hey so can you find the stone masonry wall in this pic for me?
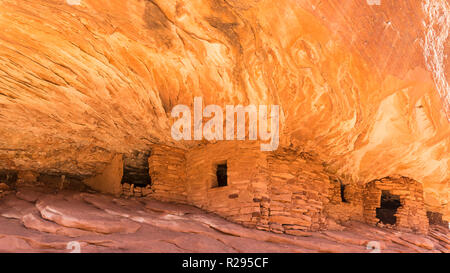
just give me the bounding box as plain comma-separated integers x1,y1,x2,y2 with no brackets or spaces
147,144,187,204
183,143,332,233
323,177,365,223
364,176,429,234
185,142,266,228
259,149,331,233
144,144,432,234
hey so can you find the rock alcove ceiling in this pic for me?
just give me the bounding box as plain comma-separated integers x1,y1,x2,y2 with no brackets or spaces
0,0,448,225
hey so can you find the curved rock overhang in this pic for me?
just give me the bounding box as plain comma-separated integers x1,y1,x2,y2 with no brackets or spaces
0,0,448,219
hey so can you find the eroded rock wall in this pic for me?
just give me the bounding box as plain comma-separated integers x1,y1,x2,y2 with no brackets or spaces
83,154,123,196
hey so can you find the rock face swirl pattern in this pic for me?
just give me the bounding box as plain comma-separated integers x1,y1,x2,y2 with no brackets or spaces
0,1,448,219
422,0,449,121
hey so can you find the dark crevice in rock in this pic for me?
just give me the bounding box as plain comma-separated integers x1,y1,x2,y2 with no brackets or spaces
0,170,18,187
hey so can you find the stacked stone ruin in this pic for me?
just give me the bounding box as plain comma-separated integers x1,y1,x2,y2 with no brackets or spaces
133,143,438,235
3,143,444,236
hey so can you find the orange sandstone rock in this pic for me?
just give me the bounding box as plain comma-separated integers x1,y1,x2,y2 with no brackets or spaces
0,0,448,238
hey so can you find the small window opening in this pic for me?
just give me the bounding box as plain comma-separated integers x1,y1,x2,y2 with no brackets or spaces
376,190,401,225
340,182,348,203
213,163,227,188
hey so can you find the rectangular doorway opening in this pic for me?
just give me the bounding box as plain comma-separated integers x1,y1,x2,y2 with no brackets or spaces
121,151,152,196
376,190,401,225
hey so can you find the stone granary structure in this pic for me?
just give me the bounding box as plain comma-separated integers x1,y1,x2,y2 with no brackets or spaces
79,142,442,235
0,0,449,240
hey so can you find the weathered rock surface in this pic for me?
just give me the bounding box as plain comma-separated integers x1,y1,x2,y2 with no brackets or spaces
0,0,448,220
0,189,448,253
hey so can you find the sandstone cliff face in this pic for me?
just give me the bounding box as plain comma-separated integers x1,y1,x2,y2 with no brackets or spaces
0,0,448,219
